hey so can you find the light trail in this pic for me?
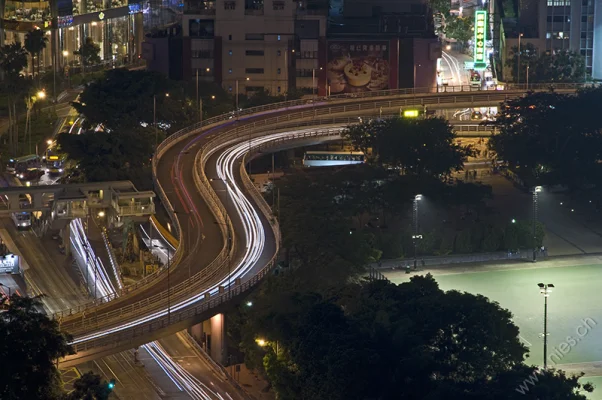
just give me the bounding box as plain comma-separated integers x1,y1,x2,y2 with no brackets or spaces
143,341,229,400
69,127,329,345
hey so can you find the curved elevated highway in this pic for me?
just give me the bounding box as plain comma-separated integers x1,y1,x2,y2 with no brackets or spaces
56,84,586,366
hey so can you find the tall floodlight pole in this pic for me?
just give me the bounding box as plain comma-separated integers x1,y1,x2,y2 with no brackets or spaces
537,283,554,369
412,194,423,269
532,186,542,262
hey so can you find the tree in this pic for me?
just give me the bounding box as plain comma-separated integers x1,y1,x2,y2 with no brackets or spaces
489,89,602,189
445,16,473,45
24,28,48,81
506,44,585,83
343,117,474,177
73,69,194,132
57,128,154,187
237,276,593,399
74,37,101,67
0,295,72,399
64,372,113,400
0,42,28,78
428,0,451,16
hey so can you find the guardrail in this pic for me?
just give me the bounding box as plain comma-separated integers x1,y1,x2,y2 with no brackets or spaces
53,92,513,318
55,84,585,352
55,93,513,318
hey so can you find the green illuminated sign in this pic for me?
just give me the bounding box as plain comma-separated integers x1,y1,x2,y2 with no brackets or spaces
474,10,487,70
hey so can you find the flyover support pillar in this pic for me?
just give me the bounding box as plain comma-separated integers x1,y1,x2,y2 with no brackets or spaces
188,313,228,365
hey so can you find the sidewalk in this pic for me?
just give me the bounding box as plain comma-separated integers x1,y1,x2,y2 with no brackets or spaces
382,253,602,283
229,364,275,400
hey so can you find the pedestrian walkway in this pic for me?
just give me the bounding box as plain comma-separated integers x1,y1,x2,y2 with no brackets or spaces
382,253,602,283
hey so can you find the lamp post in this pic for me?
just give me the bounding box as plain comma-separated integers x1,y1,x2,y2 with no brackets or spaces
532,186,542,262
154,93,169,149
154,244,171,324
412,194,423,269
526,64,530,90
235,77,250,117
312,67,322,96
197,67,210,122
517,33,523,85
537,283,554,369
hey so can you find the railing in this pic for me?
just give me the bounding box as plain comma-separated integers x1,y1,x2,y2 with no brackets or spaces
54,83,591,351
53,93,514,317
54,93,515,318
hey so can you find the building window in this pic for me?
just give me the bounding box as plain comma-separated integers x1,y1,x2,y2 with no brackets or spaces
273,1,284,10
191,50,214,58
277,86,281,93
228,68,232,73
245,68,264,74
546,32,551,39
229,50,233,55
228,86,233,91
245,33,265,41
277,68,281,74
224,1,236,10
277,35,281,41
228,34,232,40
296,68,313,77
277,50,281,56
245,50,265,56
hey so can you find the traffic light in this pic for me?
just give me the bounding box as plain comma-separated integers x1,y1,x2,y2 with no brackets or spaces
108,379,116,390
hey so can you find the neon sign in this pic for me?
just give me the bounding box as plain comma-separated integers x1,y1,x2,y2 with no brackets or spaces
474,10,487,70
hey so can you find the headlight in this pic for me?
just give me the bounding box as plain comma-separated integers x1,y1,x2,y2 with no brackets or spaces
18,174,23,179
20,223,27,227
59,169,63,173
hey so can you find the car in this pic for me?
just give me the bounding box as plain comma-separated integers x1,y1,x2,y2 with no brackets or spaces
17,168,44,181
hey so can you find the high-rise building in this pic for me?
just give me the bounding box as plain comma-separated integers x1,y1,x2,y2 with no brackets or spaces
500,0,601,79
144,0,440,94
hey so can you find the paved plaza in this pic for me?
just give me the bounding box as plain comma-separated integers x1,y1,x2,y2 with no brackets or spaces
384,255,602,399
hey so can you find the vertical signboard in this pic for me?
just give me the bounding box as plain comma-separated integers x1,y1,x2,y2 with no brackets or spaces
326,41,391,94
474,10,487,70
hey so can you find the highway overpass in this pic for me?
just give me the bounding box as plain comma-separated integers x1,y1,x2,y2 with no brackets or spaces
54,84,587,366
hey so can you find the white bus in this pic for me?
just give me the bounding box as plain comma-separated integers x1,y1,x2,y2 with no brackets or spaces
303,151,365,167
11,212,31,229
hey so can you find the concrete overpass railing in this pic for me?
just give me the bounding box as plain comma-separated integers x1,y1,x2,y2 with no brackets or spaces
54,84,587,359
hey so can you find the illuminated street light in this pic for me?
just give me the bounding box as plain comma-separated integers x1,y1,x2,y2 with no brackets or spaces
46,139,53,145
36,90,46,99
246,301,253,307
537,283,554,369
413,195,423,269
532,186,542,262
256,338,267,347
98,211,105,218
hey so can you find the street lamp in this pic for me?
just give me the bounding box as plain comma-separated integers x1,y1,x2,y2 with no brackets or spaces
312,67,322,96
153,93,169,149
235,77,250,114
517,33,523,85
537,283,554,369
532,186,542,262
154,244,171,324
412,194,423,269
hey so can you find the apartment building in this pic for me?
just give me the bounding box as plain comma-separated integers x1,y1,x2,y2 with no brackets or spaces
179,0,326,95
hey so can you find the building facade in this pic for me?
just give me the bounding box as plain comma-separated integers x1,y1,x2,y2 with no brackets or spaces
0,0,145,75
162,0,439,95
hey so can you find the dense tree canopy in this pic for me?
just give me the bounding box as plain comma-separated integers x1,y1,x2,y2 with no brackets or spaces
234,275,592,400
488,88,602,189
343,117,473,177
57,128,154,187
506,44,586,83
73,69,195,132
0,42,28,78
0,295,71,399
444,16,473,44
74,37,101,67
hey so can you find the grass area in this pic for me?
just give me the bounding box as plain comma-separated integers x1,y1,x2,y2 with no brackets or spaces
389,264,602,367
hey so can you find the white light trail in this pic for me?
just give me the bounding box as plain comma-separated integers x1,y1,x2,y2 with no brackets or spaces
70,128,333,344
